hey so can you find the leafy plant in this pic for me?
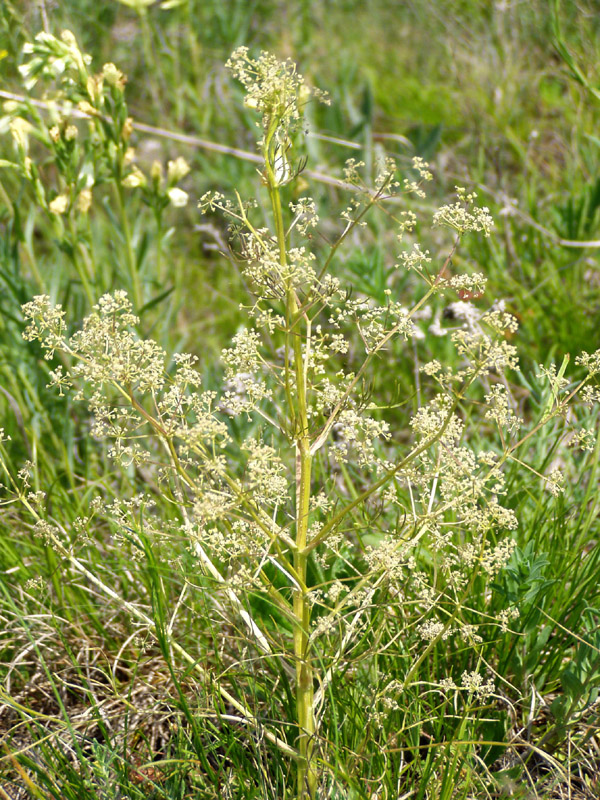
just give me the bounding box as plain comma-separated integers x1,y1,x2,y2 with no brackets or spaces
2,34,600,799
2,9,600,798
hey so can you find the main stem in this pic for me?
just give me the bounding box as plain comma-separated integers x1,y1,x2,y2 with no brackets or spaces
266,143,317,798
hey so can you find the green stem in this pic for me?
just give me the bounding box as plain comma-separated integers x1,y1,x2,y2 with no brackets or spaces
293,439,316,798
265,135,317,797
154,209,163,284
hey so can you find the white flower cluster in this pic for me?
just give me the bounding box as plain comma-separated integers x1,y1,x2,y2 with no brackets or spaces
545,467,565,497
451,308,520,376
236,229,319,297
225,46,328,138
460,670,496,700
569,427,596,452
397,243,432,273
576,349,600,375
441,272,487,296
289,197,319,235
221,329,272,414
244,441,288,504
333,408,391,467
23,292,231,475
484,384,523,434
417,619,453,642
433,187,494,237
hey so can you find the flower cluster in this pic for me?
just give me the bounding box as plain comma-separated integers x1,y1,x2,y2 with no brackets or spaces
484,383,523,434
433,187,494,236
226,46,329,136
19,30,91,91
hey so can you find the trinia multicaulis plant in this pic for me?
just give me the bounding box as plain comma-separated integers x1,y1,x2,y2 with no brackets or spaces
10,34,600,799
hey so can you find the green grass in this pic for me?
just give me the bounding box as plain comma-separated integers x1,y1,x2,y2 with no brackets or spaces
2,1,600,798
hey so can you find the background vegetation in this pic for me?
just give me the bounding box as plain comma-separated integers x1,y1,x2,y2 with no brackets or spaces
1,1,600,797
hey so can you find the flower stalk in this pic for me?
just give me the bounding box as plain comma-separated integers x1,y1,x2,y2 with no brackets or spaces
264,125,317,797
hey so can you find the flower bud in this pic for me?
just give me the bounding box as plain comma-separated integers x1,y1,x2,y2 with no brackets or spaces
122,166,146,188
121,117,134,141
167,187,188,207
60,30,78,48
87,75,100,103
77,188,92,214
167,156,190,184
49,194,69,215
9,117,32,151
102,62,126,90
150,160,163,187
78,101,98,117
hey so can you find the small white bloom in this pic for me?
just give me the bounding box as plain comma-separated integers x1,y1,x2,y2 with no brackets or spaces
168,187,189,208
